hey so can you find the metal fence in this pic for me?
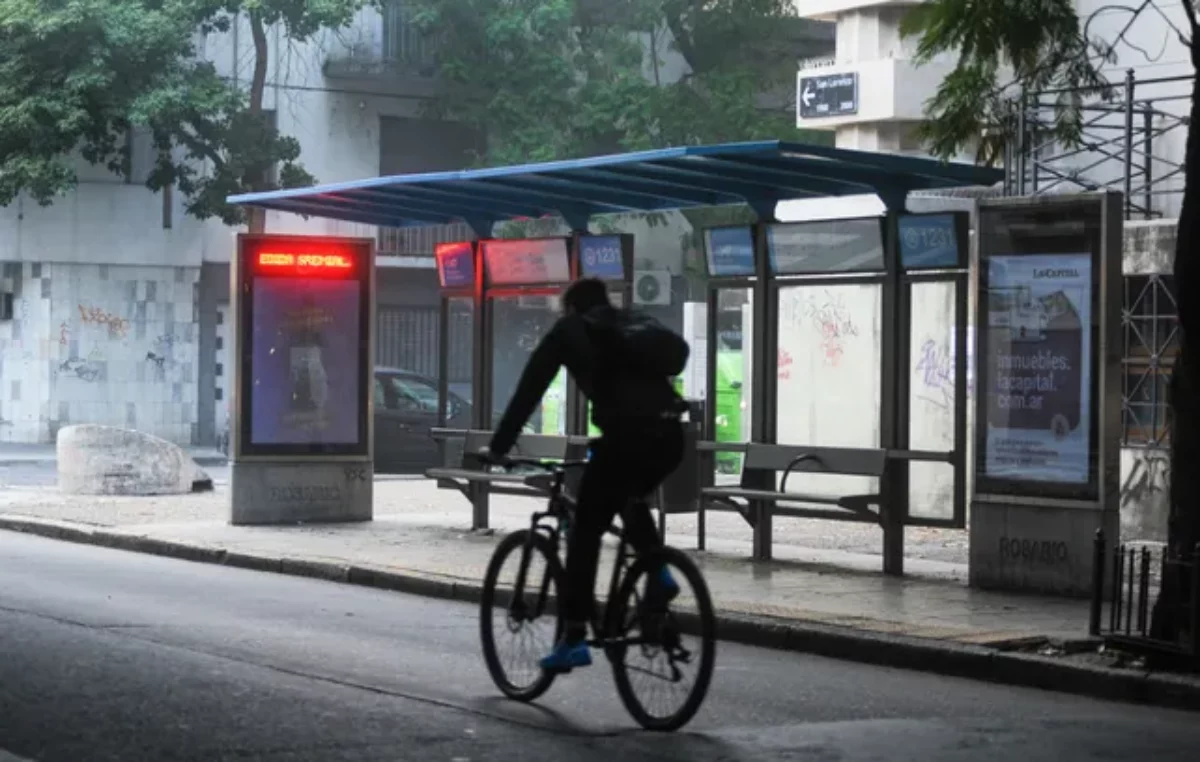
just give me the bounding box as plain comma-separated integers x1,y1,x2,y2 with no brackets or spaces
1006,70,1191,220
377,222,475,258
382,0,435,68
1122,274,1178,448
1090,531,1199,667
375,304,472,386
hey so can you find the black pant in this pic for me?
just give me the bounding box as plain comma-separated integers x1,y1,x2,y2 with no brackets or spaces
563,419,685,632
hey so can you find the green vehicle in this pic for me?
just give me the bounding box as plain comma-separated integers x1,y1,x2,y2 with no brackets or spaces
713,350,744,473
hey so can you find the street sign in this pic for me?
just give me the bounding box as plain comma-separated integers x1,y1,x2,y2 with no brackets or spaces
798,72,859,119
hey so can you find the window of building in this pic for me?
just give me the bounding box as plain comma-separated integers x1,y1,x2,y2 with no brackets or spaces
1122,274,1178,447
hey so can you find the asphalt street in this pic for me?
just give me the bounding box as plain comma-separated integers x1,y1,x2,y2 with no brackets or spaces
1,531,1198,762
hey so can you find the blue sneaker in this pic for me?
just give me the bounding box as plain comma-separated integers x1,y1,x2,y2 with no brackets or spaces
539,640,592,673
659,567,680,601
644,566,680,612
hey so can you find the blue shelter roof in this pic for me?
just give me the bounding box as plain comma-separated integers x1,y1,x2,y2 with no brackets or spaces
227,140,1002,234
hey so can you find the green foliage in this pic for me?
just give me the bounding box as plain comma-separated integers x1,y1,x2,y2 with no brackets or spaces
899,0,1115,165
405,0,833,167
0,0,372,224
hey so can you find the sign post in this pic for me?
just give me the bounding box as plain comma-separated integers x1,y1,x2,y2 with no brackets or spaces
969,193,1122,596
230,234,375,525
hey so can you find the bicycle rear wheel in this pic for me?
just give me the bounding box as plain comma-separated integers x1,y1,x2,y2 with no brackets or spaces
479,529,565,702
607,545,716,731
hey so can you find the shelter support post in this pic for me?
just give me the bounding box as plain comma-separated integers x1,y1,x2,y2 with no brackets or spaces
880,195,909,576
750,221,776,561
471,235,491,530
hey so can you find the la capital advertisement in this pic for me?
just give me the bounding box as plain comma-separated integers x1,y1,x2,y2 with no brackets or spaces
981,253,1093,486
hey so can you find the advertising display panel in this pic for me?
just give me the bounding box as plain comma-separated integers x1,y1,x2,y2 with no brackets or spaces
975,199,1106,500
236,235,373,458
436,241,475,289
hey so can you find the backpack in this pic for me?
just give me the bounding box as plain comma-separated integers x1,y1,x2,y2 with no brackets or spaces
588,307,690,378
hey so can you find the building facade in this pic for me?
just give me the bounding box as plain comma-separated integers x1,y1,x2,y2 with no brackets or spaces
792,0,1191,541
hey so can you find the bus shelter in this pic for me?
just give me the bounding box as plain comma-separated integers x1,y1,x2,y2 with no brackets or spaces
229,140,1002,573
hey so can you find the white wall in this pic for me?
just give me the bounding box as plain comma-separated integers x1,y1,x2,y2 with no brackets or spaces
0,262,200,444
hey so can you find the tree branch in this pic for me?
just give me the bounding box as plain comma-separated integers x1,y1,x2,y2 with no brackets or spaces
1182,0,1198,57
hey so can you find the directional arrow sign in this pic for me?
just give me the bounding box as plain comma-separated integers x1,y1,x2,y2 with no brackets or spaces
797,72,859,120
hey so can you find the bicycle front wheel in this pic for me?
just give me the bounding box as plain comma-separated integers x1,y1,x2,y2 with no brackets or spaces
608,545,716,732
479,529,565,702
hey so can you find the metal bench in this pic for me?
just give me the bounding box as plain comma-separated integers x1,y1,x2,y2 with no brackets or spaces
426,428,589,529
700,442,902,574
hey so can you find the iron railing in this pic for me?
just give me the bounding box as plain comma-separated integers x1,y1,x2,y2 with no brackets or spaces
377,222,474,258
1122,274,1178,447
1006,70,1191,220
324,1,436,78
1090,530,1199,668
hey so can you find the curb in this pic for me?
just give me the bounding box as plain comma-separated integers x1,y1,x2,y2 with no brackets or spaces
1,514,1197,713
0,457,228,468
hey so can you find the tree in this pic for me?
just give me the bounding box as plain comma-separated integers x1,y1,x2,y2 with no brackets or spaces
404,0,832,166
902,0,1199,648
0,0,373,231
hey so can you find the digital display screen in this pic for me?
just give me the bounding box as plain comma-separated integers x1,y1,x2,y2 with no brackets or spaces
899,213,964,270
579,236,625,280
704,226,755,277
436,241,475,289
238,235,371,457
974,198,1104,501
981,253,1093,485
482,238,571,285
767,218,885,274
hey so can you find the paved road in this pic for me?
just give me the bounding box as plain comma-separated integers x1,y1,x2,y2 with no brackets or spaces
0,532,1197,762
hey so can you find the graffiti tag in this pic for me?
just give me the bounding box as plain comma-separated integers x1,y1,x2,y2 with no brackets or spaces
1121,450,1170,507
915,339,954,410
806,292,859,367
78,304,130,339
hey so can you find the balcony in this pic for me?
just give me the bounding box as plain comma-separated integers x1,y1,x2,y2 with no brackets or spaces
794,0,925,22
324,2,439,89
377,222,474,260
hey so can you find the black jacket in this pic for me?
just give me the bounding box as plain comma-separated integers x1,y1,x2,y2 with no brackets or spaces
489,305,682,456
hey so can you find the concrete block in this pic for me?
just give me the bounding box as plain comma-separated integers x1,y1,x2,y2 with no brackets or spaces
969,499,1118,597
56,424,213,495
229,460,373,525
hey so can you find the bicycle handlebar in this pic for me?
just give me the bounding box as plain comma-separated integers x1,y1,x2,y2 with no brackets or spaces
479,454,589,472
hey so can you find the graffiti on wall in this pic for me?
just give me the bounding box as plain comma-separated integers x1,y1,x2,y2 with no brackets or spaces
57,347,105,383
805,291,859,367
915,339,954,410
77,304,130,339
1121,449,1170,507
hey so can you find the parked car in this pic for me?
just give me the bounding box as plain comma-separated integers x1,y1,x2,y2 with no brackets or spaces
372,367,532,474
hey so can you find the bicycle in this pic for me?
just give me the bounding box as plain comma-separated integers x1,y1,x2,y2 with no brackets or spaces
477,454,717,732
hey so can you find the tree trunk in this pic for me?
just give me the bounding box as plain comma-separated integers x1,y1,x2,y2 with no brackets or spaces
246,11,270,235
1150,57,1199,648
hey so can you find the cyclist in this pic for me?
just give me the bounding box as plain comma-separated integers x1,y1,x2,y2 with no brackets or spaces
482,277,686,673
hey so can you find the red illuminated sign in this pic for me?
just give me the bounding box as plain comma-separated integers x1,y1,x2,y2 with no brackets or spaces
255,251,353,271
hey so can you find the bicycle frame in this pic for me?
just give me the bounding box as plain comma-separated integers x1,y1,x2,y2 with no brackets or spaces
504,459,644,647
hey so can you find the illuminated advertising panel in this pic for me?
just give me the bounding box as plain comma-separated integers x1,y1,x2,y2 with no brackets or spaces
767,217,885,274
482,238,571,286
436,241,475,289
578,235,627,280
237,235,373,457
898,212,969,270
703,226,755,277
975,199,1104,500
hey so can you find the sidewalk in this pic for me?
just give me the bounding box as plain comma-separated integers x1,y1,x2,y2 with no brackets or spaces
0,442,228,467
1,478,1197,710
0,478,1080,643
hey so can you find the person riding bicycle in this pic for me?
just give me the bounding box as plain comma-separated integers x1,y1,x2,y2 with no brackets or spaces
481,277,688,673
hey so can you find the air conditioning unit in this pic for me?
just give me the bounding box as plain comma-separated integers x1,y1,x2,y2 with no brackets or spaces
633,269,671,306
